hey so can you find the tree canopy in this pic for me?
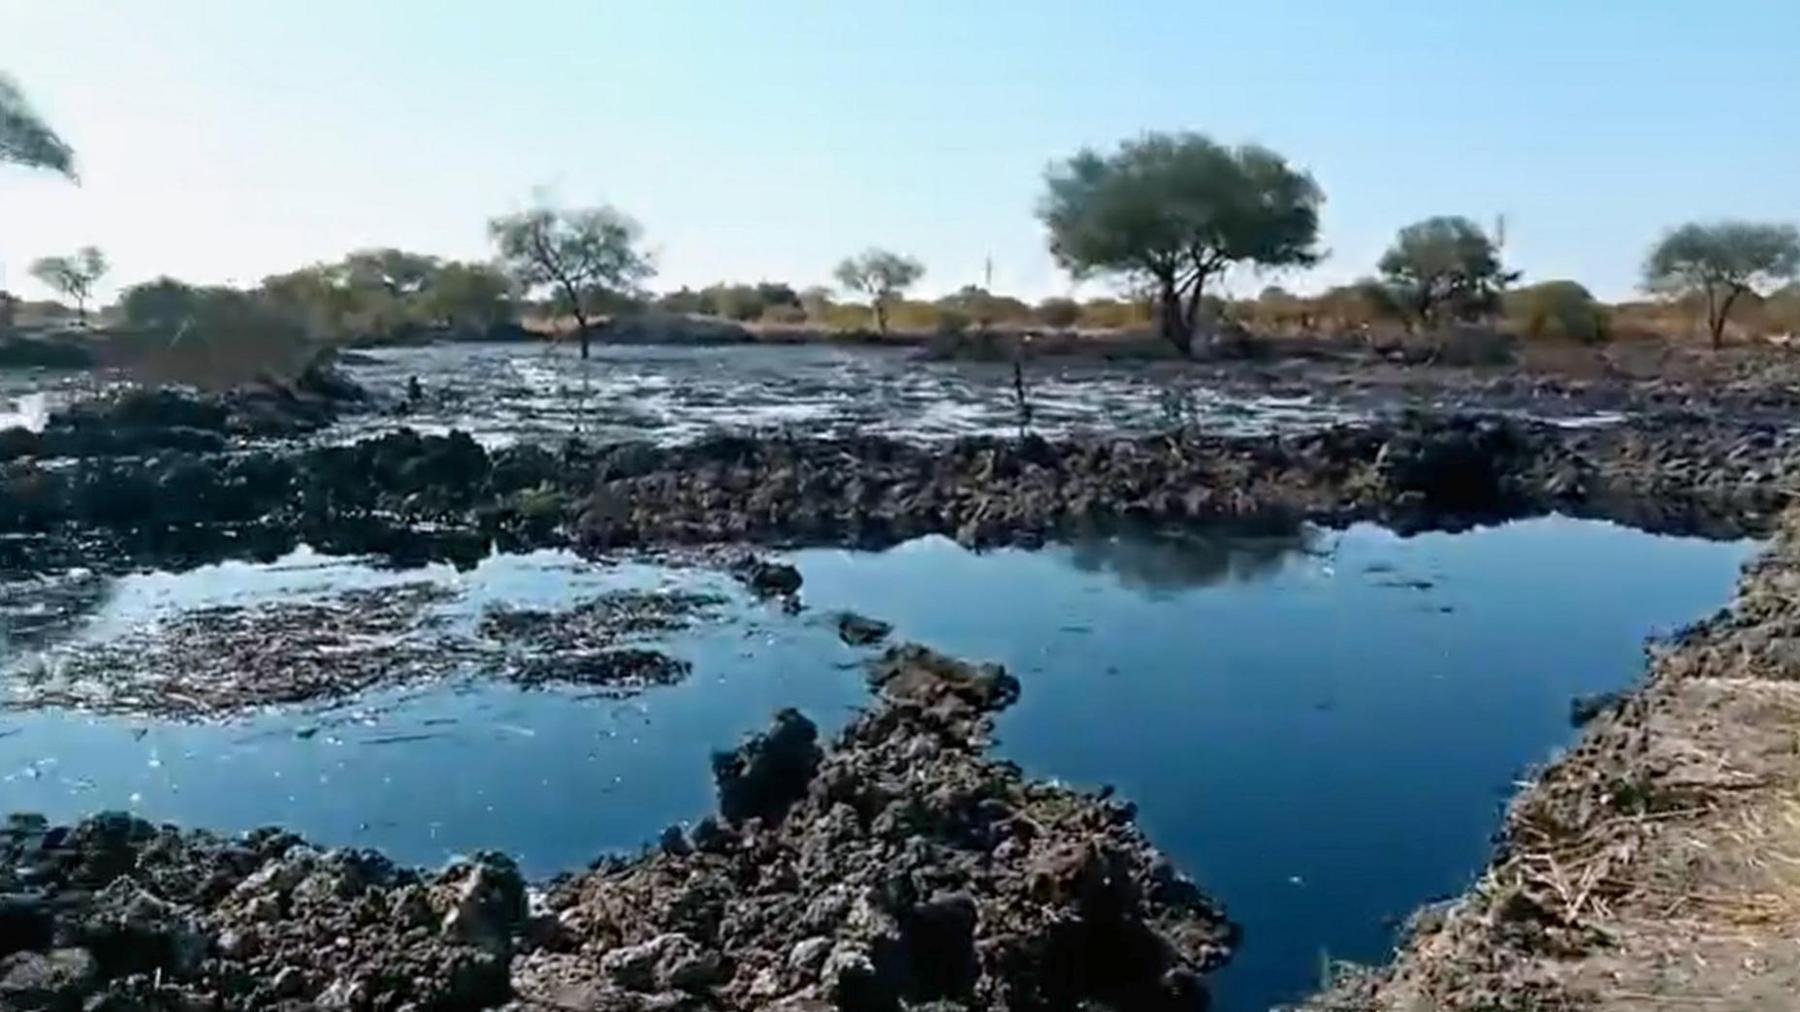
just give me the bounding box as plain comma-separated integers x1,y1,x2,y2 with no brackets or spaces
1039,131,1321,354
0,73,73,176
1376,216,1517,329
1643,221,1800,348
833,249,924,334
489,204,654,358
28,247,106,320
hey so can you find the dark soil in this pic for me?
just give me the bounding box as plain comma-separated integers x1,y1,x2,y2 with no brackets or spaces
0,644,1237,1011
1,411,1790,578
0,360,367,463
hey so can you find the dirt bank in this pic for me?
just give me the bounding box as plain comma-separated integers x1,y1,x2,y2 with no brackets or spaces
1303,507,1800,1011
1,411,1790,576
574,413,1791,549
0,645,1235,1010
0,360,367,462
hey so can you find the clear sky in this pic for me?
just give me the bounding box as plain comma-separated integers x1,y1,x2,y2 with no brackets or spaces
2,1,1796,303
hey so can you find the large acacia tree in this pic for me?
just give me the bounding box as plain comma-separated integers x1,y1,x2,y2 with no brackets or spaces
490,204,654,358
0,73,73,176
1377,216,1518,329
1643,221,1800,349
1039,132,1322,355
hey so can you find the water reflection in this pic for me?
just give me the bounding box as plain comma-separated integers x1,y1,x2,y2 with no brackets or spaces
1062,526,1321,593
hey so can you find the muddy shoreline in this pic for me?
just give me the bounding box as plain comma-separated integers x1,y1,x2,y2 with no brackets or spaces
0,646,1234,1011
0,410,1790,579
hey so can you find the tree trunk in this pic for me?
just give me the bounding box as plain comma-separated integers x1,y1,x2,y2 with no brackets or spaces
1710,286,1744,351
570,309,592,359
1181,276,1209,352
1156,280,1190,356
874,298,888,336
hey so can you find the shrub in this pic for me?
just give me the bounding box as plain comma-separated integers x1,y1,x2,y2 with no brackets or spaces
1504,280,1608,343
109,281,317,389
1036,297,1080,329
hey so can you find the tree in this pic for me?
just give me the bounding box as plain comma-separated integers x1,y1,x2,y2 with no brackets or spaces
833,249,924,334
260,265,361,341
1642,221,1800,349
120,277,203,334
29,246,106,322
1377,216,1517,329
0,73,74,176
489,204,654,358
422,262,512,333
1039,131,1322,355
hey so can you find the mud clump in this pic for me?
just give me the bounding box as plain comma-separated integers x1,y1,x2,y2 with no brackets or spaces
477,589,722,692
732,553,804,599
523,644,1234,1010
0,811,523,1011
837,611,893,646
0,644,1238,1010
712,707,824,825
0,362,368,463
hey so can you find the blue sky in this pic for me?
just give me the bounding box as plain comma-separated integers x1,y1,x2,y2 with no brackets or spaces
2,1,1796,302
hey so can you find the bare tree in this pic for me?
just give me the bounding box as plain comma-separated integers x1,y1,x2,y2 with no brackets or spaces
29,246,107,322
490,204,654,358
833,249,923,335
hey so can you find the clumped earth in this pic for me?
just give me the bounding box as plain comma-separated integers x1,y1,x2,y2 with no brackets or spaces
9,585,724,718
2,412,1791,578
0,359,366,463
1305,507,1800,1011
476,589,724,691
0,645,1237,1011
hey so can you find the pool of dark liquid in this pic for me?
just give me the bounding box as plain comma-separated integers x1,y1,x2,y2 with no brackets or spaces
0,517,1755,1011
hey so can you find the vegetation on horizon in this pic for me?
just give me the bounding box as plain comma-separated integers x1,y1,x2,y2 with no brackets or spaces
6,82,1800,360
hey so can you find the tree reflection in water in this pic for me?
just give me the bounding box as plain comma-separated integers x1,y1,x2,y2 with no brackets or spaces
1061,523,1323,593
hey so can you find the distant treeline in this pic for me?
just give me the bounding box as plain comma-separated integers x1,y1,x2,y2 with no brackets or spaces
8,73,1800,368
